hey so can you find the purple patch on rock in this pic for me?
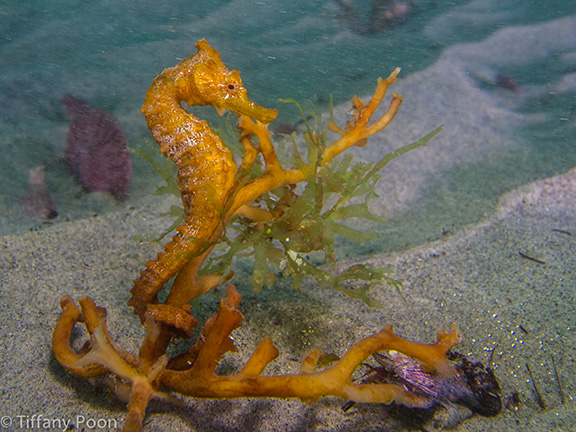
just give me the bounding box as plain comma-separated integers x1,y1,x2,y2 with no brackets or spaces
62,95,132,200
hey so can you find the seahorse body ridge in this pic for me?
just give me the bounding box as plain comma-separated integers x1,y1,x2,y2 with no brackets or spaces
130,39,277,319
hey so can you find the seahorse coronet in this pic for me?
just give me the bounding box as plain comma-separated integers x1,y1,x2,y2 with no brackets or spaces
129,39,278,319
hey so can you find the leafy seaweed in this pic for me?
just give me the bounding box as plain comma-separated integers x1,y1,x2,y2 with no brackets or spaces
136,102,441,307
203,101,441,306
130,143,180,198
129,143,182,243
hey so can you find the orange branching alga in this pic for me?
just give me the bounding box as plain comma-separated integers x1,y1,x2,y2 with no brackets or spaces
51,40,495,432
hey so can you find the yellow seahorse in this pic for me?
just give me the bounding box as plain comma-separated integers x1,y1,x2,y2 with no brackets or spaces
130,39,277,319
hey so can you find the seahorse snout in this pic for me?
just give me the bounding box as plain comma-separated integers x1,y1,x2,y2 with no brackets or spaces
225,96,278,124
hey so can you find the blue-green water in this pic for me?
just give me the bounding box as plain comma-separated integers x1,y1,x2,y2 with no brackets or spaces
1,0,576,249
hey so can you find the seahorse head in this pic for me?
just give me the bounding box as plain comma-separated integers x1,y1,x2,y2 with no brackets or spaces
176,39,278,124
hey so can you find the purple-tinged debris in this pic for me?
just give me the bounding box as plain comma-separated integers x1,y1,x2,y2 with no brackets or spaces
18,166,58,219
362,349,502,416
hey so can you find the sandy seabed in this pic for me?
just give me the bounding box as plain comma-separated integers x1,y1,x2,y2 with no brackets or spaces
1,166,574,432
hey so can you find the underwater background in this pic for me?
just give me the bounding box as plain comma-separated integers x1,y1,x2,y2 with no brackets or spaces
1,0,575,250
1,1,575,431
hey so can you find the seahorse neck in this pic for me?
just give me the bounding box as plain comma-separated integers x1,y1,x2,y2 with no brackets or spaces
141,70,203,156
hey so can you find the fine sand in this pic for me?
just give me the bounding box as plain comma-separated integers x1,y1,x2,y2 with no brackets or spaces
1,168,574,432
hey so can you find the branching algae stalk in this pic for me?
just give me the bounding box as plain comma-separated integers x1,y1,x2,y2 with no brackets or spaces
51,40,495,432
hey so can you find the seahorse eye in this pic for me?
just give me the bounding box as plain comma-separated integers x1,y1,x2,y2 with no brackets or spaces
228,84,235,90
